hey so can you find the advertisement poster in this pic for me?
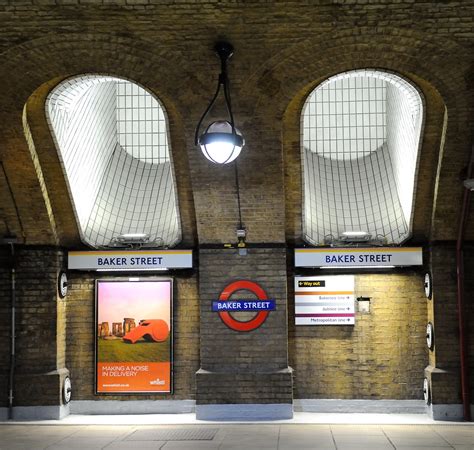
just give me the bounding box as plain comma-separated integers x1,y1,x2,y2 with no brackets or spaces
95,280,172,394
295,275,355,325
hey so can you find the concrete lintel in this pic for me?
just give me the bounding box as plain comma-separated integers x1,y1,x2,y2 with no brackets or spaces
196,403,293,421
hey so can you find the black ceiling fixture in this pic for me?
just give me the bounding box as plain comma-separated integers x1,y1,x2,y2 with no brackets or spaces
195,41,244,164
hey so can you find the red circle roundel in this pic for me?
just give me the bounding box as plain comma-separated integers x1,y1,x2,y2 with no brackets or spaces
218,280,270,332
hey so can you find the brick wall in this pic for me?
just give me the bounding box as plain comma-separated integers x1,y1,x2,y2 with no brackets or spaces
65,271,199,400
2,1,473,247
196,247,293,405
2,244,472,408
0,0,473,412
0,248,199,406
426,243,474,405
289,270,428,400
0,247,67,407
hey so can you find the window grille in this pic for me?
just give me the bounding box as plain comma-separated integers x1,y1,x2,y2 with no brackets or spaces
47,75,181,248
302,69,423,245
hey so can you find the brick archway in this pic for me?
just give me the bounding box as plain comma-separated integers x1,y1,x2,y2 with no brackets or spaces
0,33,198,246
236,28,474,243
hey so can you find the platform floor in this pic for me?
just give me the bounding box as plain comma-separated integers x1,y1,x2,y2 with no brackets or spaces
1,414,474,449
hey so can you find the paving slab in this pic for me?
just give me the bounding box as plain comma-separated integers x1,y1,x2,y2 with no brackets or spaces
0,417,473,450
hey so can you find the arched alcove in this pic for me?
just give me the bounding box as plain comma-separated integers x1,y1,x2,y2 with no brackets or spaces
46,75,182,248
301,69,424,245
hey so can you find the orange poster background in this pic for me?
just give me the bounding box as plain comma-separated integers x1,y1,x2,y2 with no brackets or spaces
97,362,171,393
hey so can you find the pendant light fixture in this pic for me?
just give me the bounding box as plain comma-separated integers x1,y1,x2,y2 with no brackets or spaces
195,41,244,164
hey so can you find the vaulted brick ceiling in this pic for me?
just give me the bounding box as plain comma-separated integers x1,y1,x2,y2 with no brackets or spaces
0,1,472,246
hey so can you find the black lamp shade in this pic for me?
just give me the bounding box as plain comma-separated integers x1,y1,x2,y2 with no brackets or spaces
198,121,244,164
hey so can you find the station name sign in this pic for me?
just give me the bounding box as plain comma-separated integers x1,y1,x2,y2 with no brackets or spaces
68,250,193,271
295,247,422,268
212,300,276,312
215,280,274,332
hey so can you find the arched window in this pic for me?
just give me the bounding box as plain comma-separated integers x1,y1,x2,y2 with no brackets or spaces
46,75,181,248
301,69,423,245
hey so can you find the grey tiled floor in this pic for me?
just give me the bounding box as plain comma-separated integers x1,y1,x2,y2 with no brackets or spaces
0,423,473,449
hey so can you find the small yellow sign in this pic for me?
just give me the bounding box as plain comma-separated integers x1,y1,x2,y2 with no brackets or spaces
297,280,326,288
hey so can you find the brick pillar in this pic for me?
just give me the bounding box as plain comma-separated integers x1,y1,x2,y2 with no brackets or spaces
196,248,293,420
12,247,70,420
424,243,473,420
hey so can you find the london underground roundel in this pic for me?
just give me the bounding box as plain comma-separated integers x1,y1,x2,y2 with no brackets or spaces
215,280,274,332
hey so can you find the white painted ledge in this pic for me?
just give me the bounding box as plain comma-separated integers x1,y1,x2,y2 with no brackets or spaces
70,399,195,415
196,403,293,421
0,405,70,420
295,399,426,414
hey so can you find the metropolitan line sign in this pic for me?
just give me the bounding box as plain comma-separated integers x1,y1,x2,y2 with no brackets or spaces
295,247,422,268
68,250,193,270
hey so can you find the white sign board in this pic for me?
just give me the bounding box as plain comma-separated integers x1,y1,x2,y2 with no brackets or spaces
295,275,355,325
295,247,422,268
68,250,192,271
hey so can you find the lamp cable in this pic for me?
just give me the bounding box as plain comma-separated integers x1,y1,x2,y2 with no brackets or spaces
234,161,243,230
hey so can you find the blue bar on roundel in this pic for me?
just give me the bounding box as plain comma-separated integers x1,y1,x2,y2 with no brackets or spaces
212,299,276,312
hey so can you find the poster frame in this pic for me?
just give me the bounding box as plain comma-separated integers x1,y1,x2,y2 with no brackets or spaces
94,277,174,395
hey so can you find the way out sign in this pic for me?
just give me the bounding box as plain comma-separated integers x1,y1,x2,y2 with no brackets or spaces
214,280,275,332
295,275,355,326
